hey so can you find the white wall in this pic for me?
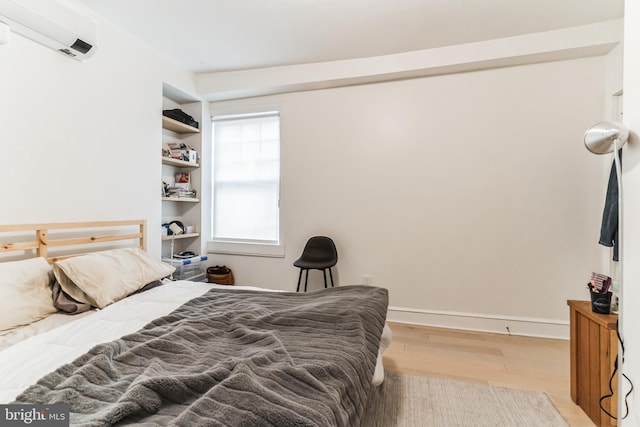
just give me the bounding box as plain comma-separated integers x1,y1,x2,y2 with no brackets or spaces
0,3,619,341
210,56,610,338
0,5,195,258
620,0,640,424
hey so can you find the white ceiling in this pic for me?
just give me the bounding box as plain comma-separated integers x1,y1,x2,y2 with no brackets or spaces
76,0,623,74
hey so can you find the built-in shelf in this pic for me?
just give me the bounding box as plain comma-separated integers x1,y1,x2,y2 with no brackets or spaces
162,157,200,168
162,197,200,203
162,232,200,241
161,83,203,260
162,116,200,134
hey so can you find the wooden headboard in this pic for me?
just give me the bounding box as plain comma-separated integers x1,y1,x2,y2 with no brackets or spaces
0,220,146,263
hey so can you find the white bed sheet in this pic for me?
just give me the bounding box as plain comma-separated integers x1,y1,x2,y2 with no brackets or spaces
0,310,96,351
0,281,390,403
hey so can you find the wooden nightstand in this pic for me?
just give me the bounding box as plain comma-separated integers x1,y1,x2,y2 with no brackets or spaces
567,300,618,427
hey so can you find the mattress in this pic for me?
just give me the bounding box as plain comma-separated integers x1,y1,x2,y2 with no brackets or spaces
0,281,391,404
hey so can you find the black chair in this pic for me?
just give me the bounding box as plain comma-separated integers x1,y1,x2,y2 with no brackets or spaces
294,236,338,292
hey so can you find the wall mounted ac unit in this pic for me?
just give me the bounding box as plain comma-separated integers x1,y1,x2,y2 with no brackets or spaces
0,0,97,60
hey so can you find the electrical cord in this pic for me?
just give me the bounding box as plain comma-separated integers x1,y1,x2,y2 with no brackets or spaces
600,319,633,420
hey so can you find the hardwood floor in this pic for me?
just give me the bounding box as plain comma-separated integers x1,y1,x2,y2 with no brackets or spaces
382,322,596,427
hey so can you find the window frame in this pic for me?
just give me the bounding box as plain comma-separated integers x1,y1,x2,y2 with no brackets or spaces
207,109,284,258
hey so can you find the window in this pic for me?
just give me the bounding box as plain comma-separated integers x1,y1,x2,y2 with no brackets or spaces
209,111,282,256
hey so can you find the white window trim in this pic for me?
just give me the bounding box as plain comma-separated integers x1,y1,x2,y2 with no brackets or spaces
207,240,285,258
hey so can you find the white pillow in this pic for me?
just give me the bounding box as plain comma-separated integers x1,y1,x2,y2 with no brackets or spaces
53,248,175,309
0,257,56,332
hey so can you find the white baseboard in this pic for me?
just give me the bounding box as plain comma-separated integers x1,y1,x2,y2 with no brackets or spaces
387,306,569,340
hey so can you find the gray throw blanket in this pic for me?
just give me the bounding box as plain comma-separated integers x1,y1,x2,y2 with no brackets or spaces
16,285,389,427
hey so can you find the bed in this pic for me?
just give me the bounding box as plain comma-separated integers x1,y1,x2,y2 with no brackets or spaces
0,220,390,426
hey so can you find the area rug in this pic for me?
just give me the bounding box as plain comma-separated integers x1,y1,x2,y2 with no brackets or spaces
361,371,568,427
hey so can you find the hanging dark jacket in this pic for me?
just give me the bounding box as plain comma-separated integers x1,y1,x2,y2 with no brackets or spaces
599,151,621,261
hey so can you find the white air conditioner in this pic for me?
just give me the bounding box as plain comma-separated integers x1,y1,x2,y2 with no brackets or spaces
0,0,97,60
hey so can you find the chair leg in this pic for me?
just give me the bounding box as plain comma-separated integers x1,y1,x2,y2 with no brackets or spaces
323,269,328,288
329,268,334,287
296,269,303,292
304,269,309,292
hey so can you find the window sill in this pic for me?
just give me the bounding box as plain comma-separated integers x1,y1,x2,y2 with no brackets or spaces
207,240,285,258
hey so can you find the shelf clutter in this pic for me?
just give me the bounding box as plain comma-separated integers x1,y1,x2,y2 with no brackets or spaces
162,168,197,199
161,83,203,261
163,141,198,164
164,187,197,199
161,136,199,200
163,254,208,281
162,116,200,134
162,108,199,132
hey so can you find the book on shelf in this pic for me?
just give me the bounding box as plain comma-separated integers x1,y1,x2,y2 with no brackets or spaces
164,188,197,198
165,142,183,159
175,172,191,190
